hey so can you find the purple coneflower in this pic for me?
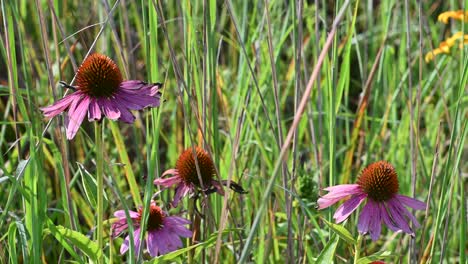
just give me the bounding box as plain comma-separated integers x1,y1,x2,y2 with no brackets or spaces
112,202,192,257
317,161,426,241
154,147,247,207
41,53,162,139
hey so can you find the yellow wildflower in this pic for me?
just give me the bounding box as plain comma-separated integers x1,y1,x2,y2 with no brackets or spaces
425,32,468,62
438,10,468,24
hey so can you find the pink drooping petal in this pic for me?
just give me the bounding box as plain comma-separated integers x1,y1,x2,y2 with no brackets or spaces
333,194,367,223
395,194,426,210
66,95,90,139
40,93,78,118
380,203,401,232
88,98,102,121
146,231,160,257
357,198,375,234
164,218,193,237
99,98,121,120
161,169,179,178
317,184,362,209
154,175,183,188
211,180,225,195
114,210,140,219
165,216,192,226
120,228,141,255
393,197,421,228
119,80,147,90
165,232,183,252
386,199,413,235
114,89,160,110
154,229,172,255
111,219,129,237
115,102,136,123
367,200,382,241
172,183,193,207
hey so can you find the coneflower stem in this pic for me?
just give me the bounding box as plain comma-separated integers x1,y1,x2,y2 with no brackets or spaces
95,122,104,264
354,233,363,264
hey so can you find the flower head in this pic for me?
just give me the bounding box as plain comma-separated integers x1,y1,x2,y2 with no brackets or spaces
111,202,192,257
317,161,426,241
154,147,247,207
425,32,468,62
41,53,162,139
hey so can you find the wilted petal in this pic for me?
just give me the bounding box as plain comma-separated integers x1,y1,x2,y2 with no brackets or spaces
41,93,78,118
367,200,382,241
154,174,183,188
66,96,90,139
387,199,413,235
395,194,426,210
100,98,121,120
146,231,160,257
172,183,193,207
333,194,366,223
88,98,102,121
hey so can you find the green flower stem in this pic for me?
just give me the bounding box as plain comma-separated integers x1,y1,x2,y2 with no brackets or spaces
354,233,363,264
95,122,104,264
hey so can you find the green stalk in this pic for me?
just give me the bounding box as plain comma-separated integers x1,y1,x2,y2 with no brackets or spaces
354,233,363,264
95,122,104,264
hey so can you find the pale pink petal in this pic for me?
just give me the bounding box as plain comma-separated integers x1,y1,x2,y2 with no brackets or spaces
380,203,401,232
386,199,413,235
41,93,78,118
333,194,367,223
99,98,121,120
120,235,130,254
172,183,193,207
395,194,426,210
146,231,160,257
111,219,129,237
154,175,183,188
367,200,382,241
88,98,102,121
317,184,362,209
114,210,139,219
162,169,179,177
66,96,90,139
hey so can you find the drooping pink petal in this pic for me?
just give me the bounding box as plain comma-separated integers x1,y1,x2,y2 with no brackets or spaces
119,80,147,90
99,98,121,120
172,183,193,207
114,89,160,110
66,95,90,139
380,203,402,232
367,200,382,241
115,102,136,123
88,98,102,121
41,93,78,118
154,175,183,188
386,199,413,235
154,229,171,255
393,197,421,228
165,216,192,226
211,180,225,195
357,198,375,234
395,194,426,210
146,231,160,257
164,217,192,237
114,210,140,219
165,232,183,252
120,228,141,255
333,194,367,223
111,219,129,237
161,169,179,178
317,184,363,209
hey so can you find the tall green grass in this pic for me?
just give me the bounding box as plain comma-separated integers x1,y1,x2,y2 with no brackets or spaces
0,0,466,263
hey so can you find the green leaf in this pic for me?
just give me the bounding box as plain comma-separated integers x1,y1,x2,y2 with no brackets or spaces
77,162,107,208
315,235,339,264
44,224,103,262
8,222,18,264
322,218,356,245
356,251,395,264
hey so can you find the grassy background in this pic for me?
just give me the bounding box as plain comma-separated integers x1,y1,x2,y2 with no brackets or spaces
0,0,466,263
